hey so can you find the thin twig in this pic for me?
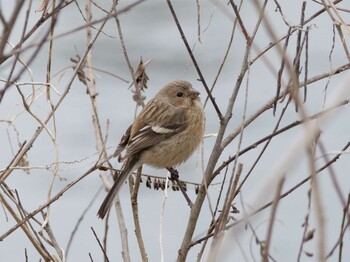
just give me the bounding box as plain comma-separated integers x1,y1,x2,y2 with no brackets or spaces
0,160,107,241
129,167,148,261
249,0,343,65
91,227,110,262
262,176,285,262
229,0,250,43
66,187,103,258
160,176,169,262
0,0,115,186
214,99,349,179
0,193,52,260
166,0,223,120
191,142,350,246
296,188,313,262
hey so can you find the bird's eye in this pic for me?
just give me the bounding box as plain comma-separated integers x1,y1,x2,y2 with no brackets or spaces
176,92,184,97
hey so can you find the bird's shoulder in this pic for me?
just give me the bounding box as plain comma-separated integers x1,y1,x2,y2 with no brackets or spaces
132,98,188,135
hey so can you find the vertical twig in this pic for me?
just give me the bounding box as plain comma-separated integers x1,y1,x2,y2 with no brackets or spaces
274,27,291,115
303,29,309,102
208,164,243,260
338,194,350,261
308,134,326,262
262,176,285,262
229,0,250,43
196,0,201,43
296,188,313,262
160,176,169,262
41,0,61,243
204,0,241,108
66,187,103,258
166,0,223,120
91,227,110,262
84,1,131,262
128,167,149,261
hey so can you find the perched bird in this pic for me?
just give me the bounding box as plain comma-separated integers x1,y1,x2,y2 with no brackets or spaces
97,80,205,219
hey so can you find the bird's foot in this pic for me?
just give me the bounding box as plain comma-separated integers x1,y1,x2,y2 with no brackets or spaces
167,167,179,180
166,167,193,208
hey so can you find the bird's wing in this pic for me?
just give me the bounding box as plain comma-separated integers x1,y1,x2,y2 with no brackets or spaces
113,124,132,157
125,107,188,158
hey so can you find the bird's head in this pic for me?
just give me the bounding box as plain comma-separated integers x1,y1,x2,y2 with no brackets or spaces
158,80,201,108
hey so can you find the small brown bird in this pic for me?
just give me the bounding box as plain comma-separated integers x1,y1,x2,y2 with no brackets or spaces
97,80,205,219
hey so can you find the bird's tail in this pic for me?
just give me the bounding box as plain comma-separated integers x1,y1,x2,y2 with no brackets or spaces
97,159,137,219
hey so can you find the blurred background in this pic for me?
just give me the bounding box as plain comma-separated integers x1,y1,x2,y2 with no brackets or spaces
0,0,350,261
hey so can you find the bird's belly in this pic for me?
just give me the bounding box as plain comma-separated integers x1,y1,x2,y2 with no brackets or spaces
140,132,201,168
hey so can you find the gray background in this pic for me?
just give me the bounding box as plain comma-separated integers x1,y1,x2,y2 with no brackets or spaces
1,0,350,261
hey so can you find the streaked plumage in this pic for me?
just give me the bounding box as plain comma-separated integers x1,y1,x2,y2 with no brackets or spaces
97,80,205,219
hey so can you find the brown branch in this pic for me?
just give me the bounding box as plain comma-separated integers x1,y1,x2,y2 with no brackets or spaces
229,0,250,43
191,141,350,247
338,194,350,260
83,2,131,261
0,18,56,104
66,187,102,258
0,0,25,56
335,23,350,62
0,192,52,261
166,0,223,120
91,227,110,262
325,194,350,259
208,163,243,260
250,0,343,65
220,59,350,157
0,0,145,66
0,0,117,189
262,176,285,262
274,27,291,115
214,99,349,180
296,187,313,262
203,9,237,108
129,167,149,261
236,98,291,204
0,160,104,241
0,0,73,65
308,137,325,262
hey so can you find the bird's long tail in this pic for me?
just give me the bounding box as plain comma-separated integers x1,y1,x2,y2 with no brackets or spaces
97,159,138,219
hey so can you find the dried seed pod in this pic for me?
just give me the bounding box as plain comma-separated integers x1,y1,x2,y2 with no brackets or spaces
146,177,152,188
304,251,313,257
303,229,315,242
182,182,187,191
195,186,199,194
134,58,151,92
161,180,166,190
231,205,240,214
154,179,159,190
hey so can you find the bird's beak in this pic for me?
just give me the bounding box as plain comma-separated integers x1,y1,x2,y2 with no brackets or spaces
189,89,200,99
